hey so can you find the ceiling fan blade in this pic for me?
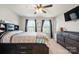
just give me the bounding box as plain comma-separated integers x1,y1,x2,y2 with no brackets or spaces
43,4,53,8
42,10,47,13
39,4,42,7
36,4,42,8
34,12,37,14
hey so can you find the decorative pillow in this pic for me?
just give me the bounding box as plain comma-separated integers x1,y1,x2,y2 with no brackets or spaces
0,24,5,28
36,36,45,43
0,30,4,32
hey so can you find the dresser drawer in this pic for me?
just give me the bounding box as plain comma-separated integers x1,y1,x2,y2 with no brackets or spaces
65,38,79,48
65,43,77,53
57,39,65,47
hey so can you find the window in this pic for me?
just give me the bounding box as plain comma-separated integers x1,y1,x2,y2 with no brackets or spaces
25,20,36,32
42,20,52,38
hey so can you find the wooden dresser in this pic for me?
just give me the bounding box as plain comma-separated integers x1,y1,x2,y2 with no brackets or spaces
57,31,79,54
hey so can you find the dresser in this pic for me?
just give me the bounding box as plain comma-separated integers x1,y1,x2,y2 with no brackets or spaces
57,31,79,54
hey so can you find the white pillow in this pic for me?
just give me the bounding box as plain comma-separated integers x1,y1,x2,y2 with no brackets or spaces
0,30,4,32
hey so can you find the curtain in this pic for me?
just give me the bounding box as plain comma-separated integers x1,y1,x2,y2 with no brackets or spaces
25,19,36,32
41,20,52,38
25,19,28,32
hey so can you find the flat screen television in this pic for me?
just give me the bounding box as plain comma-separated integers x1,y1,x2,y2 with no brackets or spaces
64,6,79,21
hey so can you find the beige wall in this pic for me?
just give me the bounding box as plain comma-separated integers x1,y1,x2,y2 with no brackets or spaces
55,5,79,32
0,5,19,25
56,14,79,32
56,14,65,31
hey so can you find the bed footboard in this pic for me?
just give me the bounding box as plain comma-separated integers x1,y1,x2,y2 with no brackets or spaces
0,43,49,54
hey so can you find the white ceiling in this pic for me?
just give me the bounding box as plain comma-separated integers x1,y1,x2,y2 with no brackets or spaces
1,4,79,17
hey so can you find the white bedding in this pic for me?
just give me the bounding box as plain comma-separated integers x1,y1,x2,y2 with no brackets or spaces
1,31,23,43
1,31,49,43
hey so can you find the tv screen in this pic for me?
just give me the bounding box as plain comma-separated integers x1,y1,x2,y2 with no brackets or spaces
69,13,78,20
64,6,79,21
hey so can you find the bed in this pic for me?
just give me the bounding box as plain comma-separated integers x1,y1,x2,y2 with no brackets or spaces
0,23,49,54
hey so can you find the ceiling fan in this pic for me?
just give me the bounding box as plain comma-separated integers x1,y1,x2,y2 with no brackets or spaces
34,4,53,14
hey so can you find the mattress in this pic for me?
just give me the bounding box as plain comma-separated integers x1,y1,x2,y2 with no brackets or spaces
0,31,49,44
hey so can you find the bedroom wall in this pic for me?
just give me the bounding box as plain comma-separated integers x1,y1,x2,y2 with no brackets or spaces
55,5,79,32
56,14,79,32
0,5,19,25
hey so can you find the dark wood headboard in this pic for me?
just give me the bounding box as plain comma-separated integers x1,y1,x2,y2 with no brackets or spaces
0,23,19,31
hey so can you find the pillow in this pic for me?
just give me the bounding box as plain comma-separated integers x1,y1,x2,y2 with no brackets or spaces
0,24,5,28
0,30,4,32
6,24,14,31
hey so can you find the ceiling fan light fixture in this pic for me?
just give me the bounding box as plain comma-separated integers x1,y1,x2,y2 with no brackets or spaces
36,8,43,13
34,4,52,14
